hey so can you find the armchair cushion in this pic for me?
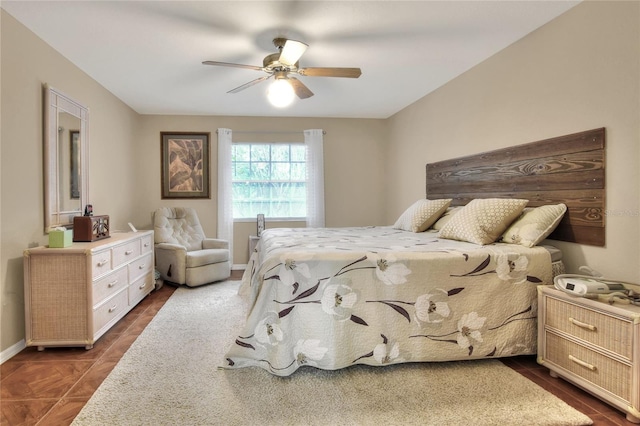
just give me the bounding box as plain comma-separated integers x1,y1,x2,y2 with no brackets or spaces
186,249,229,269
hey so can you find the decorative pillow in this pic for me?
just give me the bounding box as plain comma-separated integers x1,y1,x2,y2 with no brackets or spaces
393,199,452,232
500,204,567,247
439,198,529,245
431,206,463,231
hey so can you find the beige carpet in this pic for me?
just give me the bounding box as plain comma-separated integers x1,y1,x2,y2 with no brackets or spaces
72,280,592,426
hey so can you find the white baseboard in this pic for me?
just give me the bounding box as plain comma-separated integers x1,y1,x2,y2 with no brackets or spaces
1,339,26,364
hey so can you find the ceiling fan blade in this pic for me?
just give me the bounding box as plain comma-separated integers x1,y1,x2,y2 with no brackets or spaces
202,60,263,71
228,75,272,94
288,77,314,99
298,67,362,78
279,39,308,66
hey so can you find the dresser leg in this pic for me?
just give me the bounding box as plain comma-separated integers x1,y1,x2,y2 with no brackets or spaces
85,344,93,350
627,413,640,424
549,370,559,378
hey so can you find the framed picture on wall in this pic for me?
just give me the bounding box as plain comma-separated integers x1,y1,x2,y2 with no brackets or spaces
160,132,211,199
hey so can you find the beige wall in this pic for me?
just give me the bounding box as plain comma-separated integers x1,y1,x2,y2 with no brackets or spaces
386,1,640,282
133,115,388,262
0,11,140,355
1,1,639,357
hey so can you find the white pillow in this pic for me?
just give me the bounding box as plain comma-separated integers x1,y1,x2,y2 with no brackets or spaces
500,204,567,247
393,199,452,232
439,198,528,245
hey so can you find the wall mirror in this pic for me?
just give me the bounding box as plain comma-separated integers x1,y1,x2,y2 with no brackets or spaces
44,84,89,233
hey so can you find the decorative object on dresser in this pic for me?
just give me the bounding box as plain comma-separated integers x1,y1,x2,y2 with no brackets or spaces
153,207,230,287
537,284,640,423
73,214,110,242
23,231,155,350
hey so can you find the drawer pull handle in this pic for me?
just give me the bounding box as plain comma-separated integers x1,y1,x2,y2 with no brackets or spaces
569,317,597,331
108,305,117,313
108,280,118,288
139,283,146,289
144,243,150,247
569,355,597,371
139,264,146,269
98,259,109,267
125,250,134,255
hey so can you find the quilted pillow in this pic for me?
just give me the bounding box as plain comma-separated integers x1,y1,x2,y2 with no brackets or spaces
439,198,528,245
500,204,567,247
431,206,463,231
393,199,452,232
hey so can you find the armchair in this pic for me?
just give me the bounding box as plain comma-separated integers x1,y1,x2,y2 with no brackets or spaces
153,207,230,287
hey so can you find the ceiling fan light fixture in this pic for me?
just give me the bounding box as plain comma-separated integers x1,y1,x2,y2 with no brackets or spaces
267,78,295,108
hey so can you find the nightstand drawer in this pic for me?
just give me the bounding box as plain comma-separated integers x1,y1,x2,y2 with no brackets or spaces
545,331,632,403
545,296,633,359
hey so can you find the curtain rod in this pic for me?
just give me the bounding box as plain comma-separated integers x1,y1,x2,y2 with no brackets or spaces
216,130,326,135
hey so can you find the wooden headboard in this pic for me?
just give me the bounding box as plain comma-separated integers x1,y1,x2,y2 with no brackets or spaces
426,128,605,246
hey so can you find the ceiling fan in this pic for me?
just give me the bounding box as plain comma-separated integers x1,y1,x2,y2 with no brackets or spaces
202,38,362,106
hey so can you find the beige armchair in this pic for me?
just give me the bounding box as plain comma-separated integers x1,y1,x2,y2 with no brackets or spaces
153,207,230,287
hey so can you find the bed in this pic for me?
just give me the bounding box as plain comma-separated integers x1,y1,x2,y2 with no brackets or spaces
223,128,605,376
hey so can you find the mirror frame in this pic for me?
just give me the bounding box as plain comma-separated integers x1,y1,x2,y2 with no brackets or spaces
44,84,89,233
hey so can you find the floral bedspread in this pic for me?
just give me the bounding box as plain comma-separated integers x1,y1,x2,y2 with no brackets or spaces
224,226,553,376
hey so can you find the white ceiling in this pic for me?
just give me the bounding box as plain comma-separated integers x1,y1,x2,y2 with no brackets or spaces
2,1,579,119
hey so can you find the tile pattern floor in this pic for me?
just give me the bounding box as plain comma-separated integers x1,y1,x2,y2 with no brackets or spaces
1,271,635,425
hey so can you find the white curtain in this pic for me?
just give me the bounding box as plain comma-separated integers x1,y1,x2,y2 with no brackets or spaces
217,128,233,264
304,129,325,228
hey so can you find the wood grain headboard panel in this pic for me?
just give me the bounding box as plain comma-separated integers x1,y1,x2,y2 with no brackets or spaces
426,128,605,246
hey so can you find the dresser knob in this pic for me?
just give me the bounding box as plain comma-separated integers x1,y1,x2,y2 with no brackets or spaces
108,305,117,313
108,280,118,288
125,250,134,255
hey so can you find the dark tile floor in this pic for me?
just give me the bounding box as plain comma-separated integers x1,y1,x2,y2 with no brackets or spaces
1,271,635,425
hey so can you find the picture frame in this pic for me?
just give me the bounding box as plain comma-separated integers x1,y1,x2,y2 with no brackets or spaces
257,213,265,236
161,132,211,199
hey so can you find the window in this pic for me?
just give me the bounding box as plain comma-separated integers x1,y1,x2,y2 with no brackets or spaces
231,143,306,219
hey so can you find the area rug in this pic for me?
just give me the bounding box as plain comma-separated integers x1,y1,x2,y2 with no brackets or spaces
72,280,592,426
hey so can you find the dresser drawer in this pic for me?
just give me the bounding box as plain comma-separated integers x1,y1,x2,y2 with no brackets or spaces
140,234,153,255
113,240,141,269
544,331,632,403
91,249,112,277
129,252,152,283
93,266,128,306
129,274,154,306
544,296,634,359
93,288,128,334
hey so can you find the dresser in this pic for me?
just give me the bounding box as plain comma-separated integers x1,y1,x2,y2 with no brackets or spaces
24,231,154,350
537,285,640,423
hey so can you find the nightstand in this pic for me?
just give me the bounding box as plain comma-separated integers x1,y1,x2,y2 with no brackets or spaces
248,235,260,259
537,285,640,423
